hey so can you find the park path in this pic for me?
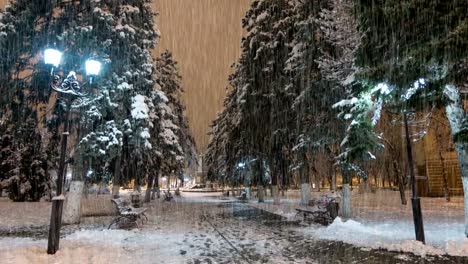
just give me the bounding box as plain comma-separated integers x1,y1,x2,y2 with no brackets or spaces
0,193,466,263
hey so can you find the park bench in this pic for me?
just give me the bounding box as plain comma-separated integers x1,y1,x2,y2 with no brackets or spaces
163,190,173,201
295,194,340,225
108,198,148,229
236,191,248,201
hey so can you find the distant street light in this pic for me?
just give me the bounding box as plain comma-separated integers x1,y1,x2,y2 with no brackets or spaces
43,48,102,254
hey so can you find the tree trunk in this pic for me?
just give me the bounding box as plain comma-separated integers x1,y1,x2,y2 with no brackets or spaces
62,181,84,224
145,174,155,203
398,179,407,205
258,185,265,203
460,153,468,236
393,160,407,205
152,173,159,200
271,179,279,205
253,159,265,203
300,154,311,205
271,161,280,204
245,187,251,199
63,156,84,225
272,185,280,205
244,169,251,199
342,183,352,218
436,133,451,202
444,84,468,236
112,157,121,198
179,174,184,188
329,164,336,191
167,175,170,190
300,183,311,206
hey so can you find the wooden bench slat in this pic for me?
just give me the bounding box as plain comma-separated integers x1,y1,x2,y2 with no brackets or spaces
109,198,147,229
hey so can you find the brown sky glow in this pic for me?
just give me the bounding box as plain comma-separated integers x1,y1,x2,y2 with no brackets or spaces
154,0,250,153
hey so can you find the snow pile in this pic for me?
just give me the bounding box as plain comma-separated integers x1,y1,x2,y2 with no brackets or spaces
309,217,468,257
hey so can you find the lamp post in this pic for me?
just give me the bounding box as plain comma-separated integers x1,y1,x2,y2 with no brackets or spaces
44,48,102,254
403,111,425,244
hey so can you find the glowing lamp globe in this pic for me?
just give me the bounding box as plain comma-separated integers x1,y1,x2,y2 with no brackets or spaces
44,49,63,67
85,60,102,76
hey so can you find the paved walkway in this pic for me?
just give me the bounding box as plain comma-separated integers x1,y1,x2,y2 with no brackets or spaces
0,193,466,263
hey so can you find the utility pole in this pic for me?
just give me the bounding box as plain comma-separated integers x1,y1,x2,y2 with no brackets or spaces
403,111,425,244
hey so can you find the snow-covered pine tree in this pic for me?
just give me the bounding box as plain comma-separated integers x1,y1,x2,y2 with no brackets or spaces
207,0,353,206
0,116,50,201
143,50,196,201
63,0,162,194
205,87,242,187
156,51,196,178
355,0,468,234
0,0,60,201
9,117,50,201
225,0,296,202
286,0,357,205
2,0,167,221
258,1,295,205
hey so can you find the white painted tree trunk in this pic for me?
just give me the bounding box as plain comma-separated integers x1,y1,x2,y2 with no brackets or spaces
154,186,160,199
144,175,155,203
272,185,280,205
462,175,468,236
444,84,468,236
112,184,120,198
144,186,152,203
342,183,352,218
258,186,265,203
63,181,84,224
245,187,251,200
300,183,311,205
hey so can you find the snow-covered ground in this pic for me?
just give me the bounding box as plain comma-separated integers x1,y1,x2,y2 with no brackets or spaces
0,190,467,263
0,229,195,264
307,217,467,257
247,189,468,257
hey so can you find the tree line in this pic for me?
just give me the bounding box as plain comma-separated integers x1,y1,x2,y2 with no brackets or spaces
205,0,468,234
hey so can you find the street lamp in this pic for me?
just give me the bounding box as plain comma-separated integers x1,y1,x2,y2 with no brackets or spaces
44,49,62,74
85,59,102,84
43,48,102,254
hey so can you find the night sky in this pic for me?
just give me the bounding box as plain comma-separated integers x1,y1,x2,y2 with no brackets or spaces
154,0,250,153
